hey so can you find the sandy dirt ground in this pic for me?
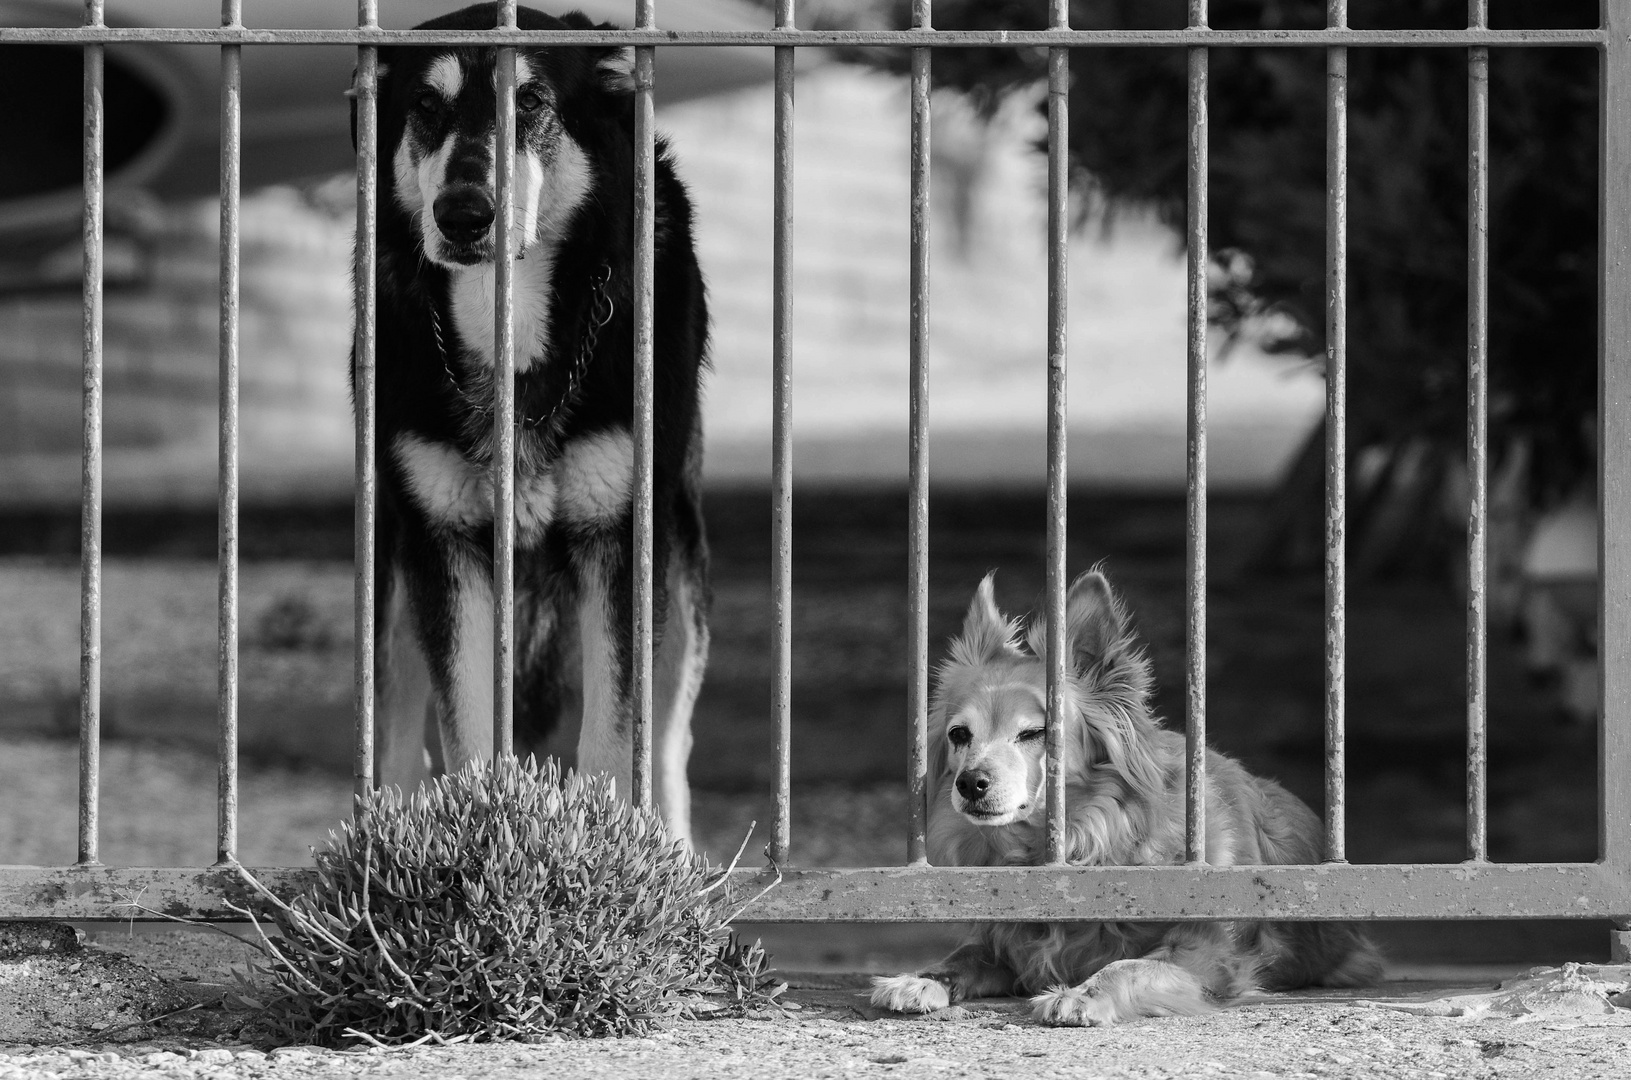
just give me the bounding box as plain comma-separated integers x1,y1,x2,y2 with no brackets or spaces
2,926,1631,1079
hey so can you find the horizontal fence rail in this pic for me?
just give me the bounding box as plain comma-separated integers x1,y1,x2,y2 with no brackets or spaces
0,27,1608,47
2,862,1628,924
0,5,1626,949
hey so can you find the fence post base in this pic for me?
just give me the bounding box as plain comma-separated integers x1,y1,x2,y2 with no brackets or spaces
1610,923,1631,964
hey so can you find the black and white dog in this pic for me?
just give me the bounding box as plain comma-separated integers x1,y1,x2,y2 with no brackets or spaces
352,4,709,840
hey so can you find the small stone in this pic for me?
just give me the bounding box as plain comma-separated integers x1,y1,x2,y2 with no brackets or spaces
193,1048,236,1065
234,1050,267,1062
143,1051,185,1065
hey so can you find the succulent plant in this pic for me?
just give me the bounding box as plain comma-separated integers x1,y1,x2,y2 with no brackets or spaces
235,756,775,1044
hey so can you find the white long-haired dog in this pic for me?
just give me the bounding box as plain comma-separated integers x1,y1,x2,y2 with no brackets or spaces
871,569,1382,1026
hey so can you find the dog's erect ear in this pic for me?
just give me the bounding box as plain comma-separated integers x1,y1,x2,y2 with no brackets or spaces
559,11,635,93
947,572,1021,670
594,45,635,93
346,62,390,152
1024,568,1149,695
1064,571,1131,677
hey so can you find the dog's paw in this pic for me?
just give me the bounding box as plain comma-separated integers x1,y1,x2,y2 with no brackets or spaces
1032,984,1119,1027
870,974,951,1013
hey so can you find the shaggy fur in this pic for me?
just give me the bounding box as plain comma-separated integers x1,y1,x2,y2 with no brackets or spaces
870,570,1383,1026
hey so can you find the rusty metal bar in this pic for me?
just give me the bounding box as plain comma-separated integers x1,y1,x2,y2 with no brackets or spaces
215,0,242,866
8,861,1629,924
0,27,1604,47
631,0,657,810
76,0,105,868
905,0,931,866
491,0,518,760
1322,0,1348,865
352,0,379,799
769,0,795,867
1043,0,1070,866
1465,0,1490,863
1184,0,1209,866
1600,0,1631,876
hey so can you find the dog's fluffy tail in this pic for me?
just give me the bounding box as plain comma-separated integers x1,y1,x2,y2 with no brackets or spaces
1251,920,1385,991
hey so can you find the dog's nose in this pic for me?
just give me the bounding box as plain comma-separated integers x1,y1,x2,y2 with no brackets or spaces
955,770,990,802
433,186,496,244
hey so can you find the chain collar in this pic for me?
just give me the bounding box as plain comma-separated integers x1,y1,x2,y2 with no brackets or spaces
431,262,614,434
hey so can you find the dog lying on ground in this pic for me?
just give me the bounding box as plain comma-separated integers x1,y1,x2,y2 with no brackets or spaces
871,570,1382,1025
354,3,709,840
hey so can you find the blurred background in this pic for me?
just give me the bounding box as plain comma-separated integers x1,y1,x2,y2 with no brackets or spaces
0,1,1611,971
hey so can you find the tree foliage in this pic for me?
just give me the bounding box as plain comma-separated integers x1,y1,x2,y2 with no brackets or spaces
866,0,1598,504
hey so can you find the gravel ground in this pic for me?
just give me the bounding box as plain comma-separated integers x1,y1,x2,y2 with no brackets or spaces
2,941,1631,1080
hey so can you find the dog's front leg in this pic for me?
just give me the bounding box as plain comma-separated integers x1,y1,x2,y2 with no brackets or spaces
375,566,435,790
1031,924,1251,1026
1031,957,1220,1026
870,934,1016,1013
574,539,635,805
648,556,705,845
409,548,495,775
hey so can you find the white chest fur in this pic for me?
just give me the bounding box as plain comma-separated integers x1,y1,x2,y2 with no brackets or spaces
393,427,634,538
394,434,557,539
446,248,560,374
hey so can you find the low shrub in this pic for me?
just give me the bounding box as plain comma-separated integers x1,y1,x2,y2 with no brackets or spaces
234,756,776,1045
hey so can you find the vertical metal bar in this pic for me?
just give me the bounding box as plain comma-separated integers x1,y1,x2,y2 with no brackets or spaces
1184,0,1209,866
905,0,932,865
1465,0,1490,863
1598,0,1631,878
1323,0,1348,864
353,0,379,800
1043,0,1070,866
492,0,518,759
770,0,795,866
632,0,657,809
77,0,105,868
216,0,242,866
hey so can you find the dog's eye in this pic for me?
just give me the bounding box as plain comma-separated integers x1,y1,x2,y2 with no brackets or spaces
414,91,442,117
1017,728,1046,743
947,726,971,747
517,89,545,113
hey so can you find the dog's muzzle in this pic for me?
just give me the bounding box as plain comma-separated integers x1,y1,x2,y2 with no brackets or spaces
955,769,991,803
433,185,496,245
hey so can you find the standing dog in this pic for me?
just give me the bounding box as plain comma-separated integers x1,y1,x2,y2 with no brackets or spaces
353,4,709,840
872,570,1381,1025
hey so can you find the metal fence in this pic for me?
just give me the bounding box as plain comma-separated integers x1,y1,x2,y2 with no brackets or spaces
1,1,1628,957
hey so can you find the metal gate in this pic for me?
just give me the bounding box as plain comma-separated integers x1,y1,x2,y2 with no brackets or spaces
0,1,1627,957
